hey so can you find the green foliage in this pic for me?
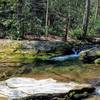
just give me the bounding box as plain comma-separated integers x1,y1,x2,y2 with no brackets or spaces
94,18,100,34
69,27,82,37
0,0,99,39
88,17,100,35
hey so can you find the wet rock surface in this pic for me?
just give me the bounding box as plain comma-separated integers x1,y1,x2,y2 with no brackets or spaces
79,47,100,63
0,78,95,100
94,58,100,64
89,78,100,95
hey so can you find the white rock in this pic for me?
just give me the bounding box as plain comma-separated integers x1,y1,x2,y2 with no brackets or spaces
0,77,92,99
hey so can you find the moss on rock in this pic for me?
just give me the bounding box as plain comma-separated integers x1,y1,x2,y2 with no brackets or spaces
0,40,72,64
94,58,100,64
79,47,100,63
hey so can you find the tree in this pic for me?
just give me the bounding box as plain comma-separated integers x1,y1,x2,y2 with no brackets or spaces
16,0,25,38
95,0,100,19
0,0,98,39
45,0,49,36
30,0,36,33
82,0,90,38
64,0,71,41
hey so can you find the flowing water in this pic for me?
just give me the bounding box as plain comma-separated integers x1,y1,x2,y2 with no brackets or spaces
50,48,80,61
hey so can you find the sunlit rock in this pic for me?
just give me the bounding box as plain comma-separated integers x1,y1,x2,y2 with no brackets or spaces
0,77,94,100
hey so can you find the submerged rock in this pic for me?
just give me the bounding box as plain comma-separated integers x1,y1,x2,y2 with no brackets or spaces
0,77,94,100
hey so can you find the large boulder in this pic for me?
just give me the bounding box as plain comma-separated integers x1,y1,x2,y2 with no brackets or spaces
0,40,72,64
0,40,71,54
79,47,100,63
0,77,95,100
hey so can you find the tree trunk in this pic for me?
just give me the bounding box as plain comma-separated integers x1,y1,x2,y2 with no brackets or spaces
95,0,100,19
30,0,36,33
82,0,90,39
64,17,68,42
64,1,71,42
16,0,24,38
45,0,49,36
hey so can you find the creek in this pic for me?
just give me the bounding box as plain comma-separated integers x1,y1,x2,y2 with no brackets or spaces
0,43,99,100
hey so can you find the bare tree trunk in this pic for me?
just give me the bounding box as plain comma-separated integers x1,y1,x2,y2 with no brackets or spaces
16,0,24,38
95,0,100,19
45,0,49,36
30,0,36,33
95,0,98,19
82,0,90,39
64,17,68,42
64,1,71,41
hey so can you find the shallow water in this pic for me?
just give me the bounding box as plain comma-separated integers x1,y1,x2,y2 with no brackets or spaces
50,48,80,61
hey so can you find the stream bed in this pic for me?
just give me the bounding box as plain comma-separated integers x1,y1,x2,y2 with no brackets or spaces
0,42,99,100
